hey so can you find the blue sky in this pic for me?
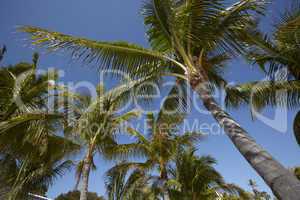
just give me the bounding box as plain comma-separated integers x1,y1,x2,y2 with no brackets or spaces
1,0,299,198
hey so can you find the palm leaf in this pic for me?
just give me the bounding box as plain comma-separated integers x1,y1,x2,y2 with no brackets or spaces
142,0,174,53
0,113,62,134
19,26,173,77
225,80,300,110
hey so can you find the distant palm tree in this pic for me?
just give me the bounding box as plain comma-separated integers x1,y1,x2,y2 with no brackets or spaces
0,53,79,199
106,147,249,200
106,95,202,199
167,148,227,200
105,165,154,200
65,78,156,200
20,0,300,198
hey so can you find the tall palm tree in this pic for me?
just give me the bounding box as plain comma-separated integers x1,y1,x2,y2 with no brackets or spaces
19,0,300,198
0,53,79,199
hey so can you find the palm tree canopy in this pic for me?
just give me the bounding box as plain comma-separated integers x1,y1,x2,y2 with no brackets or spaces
167,148,225,199
20,0,267,89
0,53,79,199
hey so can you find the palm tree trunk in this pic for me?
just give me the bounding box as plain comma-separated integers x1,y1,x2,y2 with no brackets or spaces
160,166,168,180
189,73,300,199
80,148,92,200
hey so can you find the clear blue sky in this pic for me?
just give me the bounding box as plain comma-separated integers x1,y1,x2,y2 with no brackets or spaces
1,0,299,198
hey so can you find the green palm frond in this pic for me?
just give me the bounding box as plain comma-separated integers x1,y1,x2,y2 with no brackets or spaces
113,110,141,124
245,28,290,74
105,163,127,200
0,113,62,134
168,148,226,199
184,0,224,49
109,142,149,161
71,75,160,142
142,0,174,53
184,0,267,55
105,162,151,200
121,170,149,200
19,26,174,77
275,1,300,49
174,131,203,148
126,127,149,145
4,134,77,200
225,80,300,110
213,0,267,54
145,112,156,137
107,161,154,176
244,2,300,78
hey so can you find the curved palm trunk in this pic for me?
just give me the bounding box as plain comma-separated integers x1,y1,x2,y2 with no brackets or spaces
190,73,300,199
80,148,93,200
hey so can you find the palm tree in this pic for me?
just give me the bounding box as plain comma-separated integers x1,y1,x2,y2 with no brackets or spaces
0,135,77,200
0,53,79,199
105,165,154,200
19,0,300,198
107,147,250,200
225,1,300,147
106,96,202,198
64,77,158,200
167,148,228,200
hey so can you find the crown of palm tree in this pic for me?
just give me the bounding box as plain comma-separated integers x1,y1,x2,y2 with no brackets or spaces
19,0,266,89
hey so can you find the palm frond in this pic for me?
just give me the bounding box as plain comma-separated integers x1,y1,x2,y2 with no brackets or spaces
0,113,62,134
225,80,300,110
126,127,149,145
19,26,173,77
109,143,149,160
275,1,300,49
142,0,175,53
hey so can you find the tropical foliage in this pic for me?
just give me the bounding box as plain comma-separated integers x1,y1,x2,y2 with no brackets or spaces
0,51,78,199
1,0,300,199
225,1,300,146
65,79,150,199
104,96,202,199
19,0,300,198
